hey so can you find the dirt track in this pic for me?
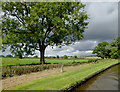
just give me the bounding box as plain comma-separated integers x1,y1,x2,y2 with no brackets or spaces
2,64,89,90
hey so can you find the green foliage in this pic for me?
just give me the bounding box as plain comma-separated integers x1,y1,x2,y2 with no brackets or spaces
56,55,59,59
47,56,56,59
6,54,13,57
2,2,89,64
34,55,38,58
110,47,119,59
92,41,109,59
0,55,5,57
87,59,100,63
63,55,68,59
74,55,77,58
71,55,77,59
92,37,120,59
14,54,23,59
2,64,61,79
109,37,120,59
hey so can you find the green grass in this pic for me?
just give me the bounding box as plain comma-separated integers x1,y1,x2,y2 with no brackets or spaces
9,59,119,90
1,58,89,66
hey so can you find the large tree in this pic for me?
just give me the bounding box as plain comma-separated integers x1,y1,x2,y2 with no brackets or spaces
92,41,110,59
92,37,120,59
109,37,120,59
2,2,89,64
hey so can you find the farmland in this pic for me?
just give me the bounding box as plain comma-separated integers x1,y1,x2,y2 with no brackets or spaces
1,58,90,66
2,57,99,79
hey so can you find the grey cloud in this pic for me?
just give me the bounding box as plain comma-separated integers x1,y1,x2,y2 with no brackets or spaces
70,40,97,51
42,40,97,57
118,2,120,36
107,7,115,14
83,2,118,42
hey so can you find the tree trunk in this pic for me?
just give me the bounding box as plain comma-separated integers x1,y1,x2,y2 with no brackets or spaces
40,46,45,64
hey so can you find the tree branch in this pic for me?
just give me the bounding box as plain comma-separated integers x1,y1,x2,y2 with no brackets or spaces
11,14,25,25
45,26,54,38
36,48,40,50
41,15,45,26
44,19,54,40
38,39,41,50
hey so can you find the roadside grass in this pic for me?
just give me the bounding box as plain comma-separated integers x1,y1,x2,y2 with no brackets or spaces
1,58,89,66
9,59,119,90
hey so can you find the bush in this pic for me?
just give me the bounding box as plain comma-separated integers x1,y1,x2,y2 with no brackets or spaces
34,55,38,58
71,55,77,59
56,55,59,59
0,55,5,57
6,55,13,57
74,55,77,58
63,55,68,59
51,56,56,58
88,59,99,63
2,72,7,78
2,64,61,79
14,55,23,59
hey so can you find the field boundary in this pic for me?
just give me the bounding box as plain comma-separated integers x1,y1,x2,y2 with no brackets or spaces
65,62,120,92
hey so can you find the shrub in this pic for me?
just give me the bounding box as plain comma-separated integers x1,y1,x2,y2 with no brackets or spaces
63,55,68,59
6,54,13,57
88,60,93,63
2,72,7,78
0,55,5,57
74,55,77,58
2,64,61,79
34,55,38,58
71,55,78,59
56,55,59,59
88,59,99,63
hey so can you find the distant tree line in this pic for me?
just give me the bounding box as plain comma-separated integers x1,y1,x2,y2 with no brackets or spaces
0,54,78,59
92,37,120,59
45,55,77,59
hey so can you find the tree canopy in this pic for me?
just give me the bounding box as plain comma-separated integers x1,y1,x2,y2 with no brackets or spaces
2,2,89,64
63,55,68,59
92,41,109,59
108,37,120,59
92,37,120,59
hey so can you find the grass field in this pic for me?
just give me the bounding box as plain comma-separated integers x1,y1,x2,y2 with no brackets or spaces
1,58,89,66
9,59,119,90
1,57,101,79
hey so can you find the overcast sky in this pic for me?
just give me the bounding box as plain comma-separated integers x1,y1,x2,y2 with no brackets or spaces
43,2,118,57
2,2,118,57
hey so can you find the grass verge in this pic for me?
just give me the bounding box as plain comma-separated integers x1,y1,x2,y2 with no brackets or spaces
1,58,90,66
8,59,119,90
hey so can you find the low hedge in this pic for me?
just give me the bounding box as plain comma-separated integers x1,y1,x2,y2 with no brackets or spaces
2,64,61,79
2,59,100,79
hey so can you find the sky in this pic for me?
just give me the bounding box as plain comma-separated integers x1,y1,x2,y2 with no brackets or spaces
43,2,118,57
1,2,118,57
